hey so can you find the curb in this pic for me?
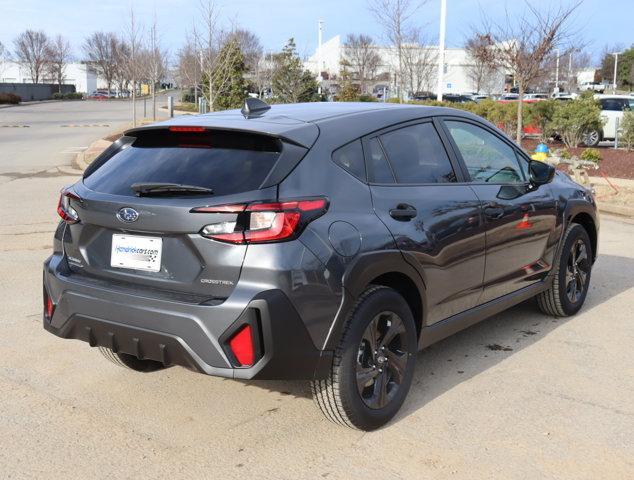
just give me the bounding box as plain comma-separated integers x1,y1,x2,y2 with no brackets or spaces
73,138,113,171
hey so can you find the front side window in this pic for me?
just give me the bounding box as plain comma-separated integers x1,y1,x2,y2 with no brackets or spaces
379,123,456,184
445,121,525,184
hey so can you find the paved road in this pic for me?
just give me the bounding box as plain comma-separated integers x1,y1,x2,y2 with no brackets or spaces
0,95,174,174
0,102,632,479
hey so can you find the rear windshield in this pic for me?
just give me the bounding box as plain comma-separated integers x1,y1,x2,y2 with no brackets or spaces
84,130,281,197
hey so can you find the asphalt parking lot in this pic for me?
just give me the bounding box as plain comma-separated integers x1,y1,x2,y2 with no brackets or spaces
1,101,633,479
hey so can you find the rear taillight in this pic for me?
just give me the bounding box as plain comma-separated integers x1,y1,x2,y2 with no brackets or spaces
193,197,328,244
57,188,80,224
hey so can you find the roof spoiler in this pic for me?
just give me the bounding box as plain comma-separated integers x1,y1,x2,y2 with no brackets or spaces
241,97,271,118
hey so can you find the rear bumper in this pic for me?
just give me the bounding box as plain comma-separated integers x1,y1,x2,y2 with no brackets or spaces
43,254,332,380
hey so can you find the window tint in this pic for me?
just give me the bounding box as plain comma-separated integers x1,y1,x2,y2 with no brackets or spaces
600,99,629,111
379,123,456,184
445,121,525,184
366,137,395,183
84,130,281,196
332,139,366,180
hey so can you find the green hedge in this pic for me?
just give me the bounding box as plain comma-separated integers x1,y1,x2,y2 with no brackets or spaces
52,92,84,100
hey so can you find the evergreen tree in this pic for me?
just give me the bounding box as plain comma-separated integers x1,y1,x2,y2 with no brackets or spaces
208,38,248,111
272,38,319,103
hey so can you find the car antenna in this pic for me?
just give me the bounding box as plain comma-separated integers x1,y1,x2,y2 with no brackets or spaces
241,97,270,119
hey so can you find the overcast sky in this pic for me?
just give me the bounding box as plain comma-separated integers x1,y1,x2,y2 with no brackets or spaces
0,0,631,64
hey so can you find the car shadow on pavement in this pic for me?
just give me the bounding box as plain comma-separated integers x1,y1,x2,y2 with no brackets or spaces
240,254,633,413
395,253,633,424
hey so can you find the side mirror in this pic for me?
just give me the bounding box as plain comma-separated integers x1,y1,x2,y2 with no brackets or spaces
529,160,555,186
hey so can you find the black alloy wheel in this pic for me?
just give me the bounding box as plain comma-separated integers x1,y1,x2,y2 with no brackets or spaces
356,311,409,409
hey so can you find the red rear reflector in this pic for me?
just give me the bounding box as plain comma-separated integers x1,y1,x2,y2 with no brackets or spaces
44,293,55,320
228,325,255,367
168,126,205,132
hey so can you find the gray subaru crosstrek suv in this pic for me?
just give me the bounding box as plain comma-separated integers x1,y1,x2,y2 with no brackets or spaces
44,100,598,430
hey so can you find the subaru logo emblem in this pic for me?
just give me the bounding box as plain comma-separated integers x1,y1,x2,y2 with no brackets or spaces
116,207,139,223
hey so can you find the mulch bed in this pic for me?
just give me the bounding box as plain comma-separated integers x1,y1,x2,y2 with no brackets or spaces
521,138,634,180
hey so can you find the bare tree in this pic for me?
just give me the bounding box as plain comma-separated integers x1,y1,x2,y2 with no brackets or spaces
192,0,221,109
343,34,381,94
0,41,11,80
192,1,248,110
112,39,131,96
228,28,262,73
475,1,582,142
122,6,144,126
146,15,168,120
83,32,118,95
13,30,49,83
252,52,274,98
176,34,201,102
464,33,498,94
367,0,426,101
46,35,72,93
401,28,437,95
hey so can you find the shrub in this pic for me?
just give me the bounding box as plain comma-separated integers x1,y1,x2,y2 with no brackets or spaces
559,149,572,159
63,92,83,100
621,111,634,151
580,148,602,163
529,100,557,142
548,96,603,148
0,93,21,104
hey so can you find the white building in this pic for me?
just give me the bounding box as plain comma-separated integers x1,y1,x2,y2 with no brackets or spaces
0,61,98,93
305,35,506,98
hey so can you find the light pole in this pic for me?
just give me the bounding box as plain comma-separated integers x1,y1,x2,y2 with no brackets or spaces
436,0,447,101
554,48,560,93
611,52,622,93
317,20,324,95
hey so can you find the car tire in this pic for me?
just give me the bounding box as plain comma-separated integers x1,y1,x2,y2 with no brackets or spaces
583,129,601,147
537,223,593,317
311,285,417,430
98,346,166,373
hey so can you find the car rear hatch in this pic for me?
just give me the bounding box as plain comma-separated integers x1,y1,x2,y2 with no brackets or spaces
59,125,315,302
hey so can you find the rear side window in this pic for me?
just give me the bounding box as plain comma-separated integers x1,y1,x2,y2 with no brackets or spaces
380,123,456,184
84,130,281,196
332,139,366,180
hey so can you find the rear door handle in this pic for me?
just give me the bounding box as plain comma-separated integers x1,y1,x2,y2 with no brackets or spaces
389,204,417,221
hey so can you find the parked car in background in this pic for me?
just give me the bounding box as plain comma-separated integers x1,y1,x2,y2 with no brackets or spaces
87,92,108,100
583,95,634,146
470,94,490,102
552,92,577,101
442,94,475,103
43,100,598,430
499,93,520,101
524,93,549,100
580,82,605,93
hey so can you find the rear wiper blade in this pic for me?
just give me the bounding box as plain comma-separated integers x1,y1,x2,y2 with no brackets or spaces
131,182,214,196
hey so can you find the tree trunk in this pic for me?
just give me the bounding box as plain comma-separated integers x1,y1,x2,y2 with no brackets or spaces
132,79,137,127
152,82,156,120
516,82,524,144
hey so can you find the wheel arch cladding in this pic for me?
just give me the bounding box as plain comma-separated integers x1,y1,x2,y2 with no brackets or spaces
570,212,597,263
368,272,423,338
